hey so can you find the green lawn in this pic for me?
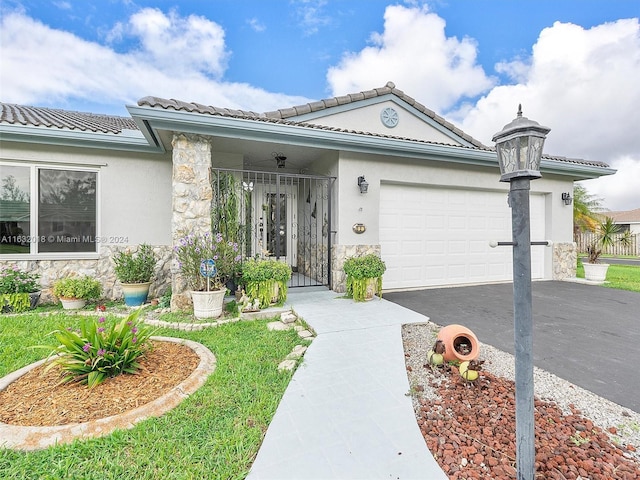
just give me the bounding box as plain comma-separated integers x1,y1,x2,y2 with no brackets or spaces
0,310,308,480
576,261,640,292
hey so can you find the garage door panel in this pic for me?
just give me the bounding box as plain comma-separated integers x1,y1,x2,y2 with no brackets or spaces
380,184,545,289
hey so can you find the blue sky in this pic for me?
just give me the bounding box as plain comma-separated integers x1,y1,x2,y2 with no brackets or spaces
1,0,639,210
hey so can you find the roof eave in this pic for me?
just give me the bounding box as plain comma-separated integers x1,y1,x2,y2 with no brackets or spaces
0,124,162,153
127,105,614,179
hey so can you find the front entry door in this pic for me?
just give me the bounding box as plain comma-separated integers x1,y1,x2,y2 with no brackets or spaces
254,183,297,267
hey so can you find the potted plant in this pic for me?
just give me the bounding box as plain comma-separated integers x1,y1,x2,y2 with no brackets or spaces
113,244,158,306
582,217,629,282
241,259,292,308
52,276,103,310
343,254,386,301
174,232,241,319
0,265,41,313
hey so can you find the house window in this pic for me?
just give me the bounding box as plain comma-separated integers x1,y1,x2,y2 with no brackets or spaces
0,165,30,254
0,164,98,255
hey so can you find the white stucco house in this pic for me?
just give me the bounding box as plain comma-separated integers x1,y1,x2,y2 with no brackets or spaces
0,82,615,305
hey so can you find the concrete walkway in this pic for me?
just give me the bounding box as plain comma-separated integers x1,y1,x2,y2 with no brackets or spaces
247,288,447,480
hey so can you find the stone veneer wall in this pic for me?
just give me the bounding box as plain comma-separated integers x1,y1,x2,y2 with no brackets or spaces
170,133,214,311
0,245,172,305
552,242,577,280
331,244,381,293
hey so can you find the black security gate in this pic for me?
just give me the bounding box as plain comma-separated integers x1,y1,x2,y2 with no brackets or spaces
211,168,334,288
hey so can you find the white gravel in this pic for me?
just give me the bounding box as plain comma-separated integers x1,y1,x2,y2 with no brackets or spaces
402,321,640,463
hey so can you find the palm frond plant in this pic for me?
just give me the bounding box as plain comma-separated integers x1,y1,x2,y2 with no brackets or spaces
572,184,604,237
585,217,622,264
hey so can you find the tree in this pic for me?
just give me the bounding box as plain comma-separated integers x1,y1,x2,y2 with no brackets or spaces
573,184,604,236
1,175,29,202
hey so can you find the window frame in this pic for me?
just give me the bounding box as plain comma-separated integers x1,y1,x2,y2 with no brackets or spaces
0,161,101,260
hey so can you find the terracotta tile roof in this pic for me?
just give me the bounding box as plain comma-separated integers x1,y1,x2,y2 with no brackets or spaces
608,208,640,223
0,103,139,134
137,88,611,169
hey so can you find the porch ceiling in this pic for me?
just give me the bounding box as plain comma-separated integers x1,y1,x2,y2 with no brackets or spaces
154,128,332,173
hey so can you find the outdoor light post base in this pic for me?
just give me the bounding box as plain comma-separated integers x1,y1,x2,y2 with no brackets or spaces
509,177,535,480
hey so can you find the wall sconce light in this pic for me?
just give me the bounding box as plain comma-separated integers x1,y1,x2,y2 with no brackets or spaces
561,192,573,206
357,176,369,194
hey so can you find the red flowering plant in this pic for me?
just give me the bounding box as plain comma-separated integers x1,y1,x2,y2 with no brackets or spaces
174,232,241,291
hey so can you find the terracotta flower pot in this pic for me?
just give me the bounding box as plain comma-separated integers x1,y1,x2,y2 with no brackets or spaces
436,324,480,363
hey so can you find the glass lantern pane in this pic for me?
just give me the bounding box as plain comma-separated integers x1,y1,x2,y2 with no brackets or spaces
498,138,519,175
525,136,543,171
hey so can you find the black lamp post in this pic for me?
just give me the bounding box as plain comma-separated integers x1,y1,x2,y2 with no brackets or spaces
492,105,550,480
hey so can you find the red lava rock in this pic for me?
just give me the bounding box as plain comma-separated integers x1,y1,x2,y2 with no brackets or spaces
410,366,640,479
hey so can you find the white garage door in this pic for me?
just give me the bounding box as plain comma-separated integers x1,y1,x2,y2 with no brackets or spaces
380,184,545,290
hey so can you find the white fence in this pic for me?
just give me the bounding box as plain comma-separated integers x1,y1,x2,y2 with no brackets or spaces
575,232,639,256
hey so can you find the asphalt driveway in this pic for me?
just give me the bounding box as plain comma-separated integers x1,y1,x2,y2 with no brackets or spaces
385,281,640,413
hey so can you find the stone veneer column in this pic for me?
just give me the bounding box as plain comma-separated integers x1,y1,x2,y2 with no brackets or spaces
552,242,577,280
171,133,213,310
331,244,381,293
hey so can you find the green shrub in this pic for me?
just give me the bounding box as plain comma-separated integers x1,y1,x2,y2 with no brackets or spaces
0,265,41,293
52,276,102,300
113,244,158,283
37,309,156,388
343,254,386,302
241,259,291,308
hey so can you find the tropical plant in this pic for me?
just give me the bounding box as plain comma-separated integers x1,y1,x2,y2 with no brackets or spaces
573,184,604,236
52,276,102,300
211,171,241,243
241,259,291,307
585,217,630,264
343,254,386,301
37,309,156,388
113,244,158,283
174,232,241,291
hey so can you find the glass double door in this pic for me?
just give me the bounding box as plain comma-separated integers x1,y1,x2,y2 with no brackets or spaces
254,183,297,267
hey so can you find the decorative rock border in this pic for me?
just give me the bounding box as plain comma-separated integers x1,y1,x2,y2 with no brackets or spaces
143,306,293,331
0,336,216,451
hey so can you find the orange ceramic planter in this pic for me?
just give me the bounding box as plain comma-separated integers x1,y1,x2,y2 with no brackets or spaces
436,324,480,363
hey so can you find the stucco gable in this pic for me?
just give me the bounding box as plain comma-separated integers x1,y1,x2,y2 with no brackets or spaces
264,81,483,148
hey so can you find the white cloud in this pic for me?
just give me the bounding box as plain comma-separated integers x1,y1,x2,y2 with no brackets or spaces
247,17,266,33
579,156,640,212
125,8,228,78
454,18,640,211
326,4,496,112
0,11,309,113
294,0,331,36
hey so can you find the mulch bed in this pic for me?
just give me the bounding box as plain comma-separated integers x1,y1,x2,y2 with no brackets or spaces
0,341,200,426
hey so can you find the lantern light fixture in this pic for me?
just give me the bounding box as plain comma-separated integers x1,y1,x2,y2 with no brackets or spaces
357,176,369,194
492,104,551,182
